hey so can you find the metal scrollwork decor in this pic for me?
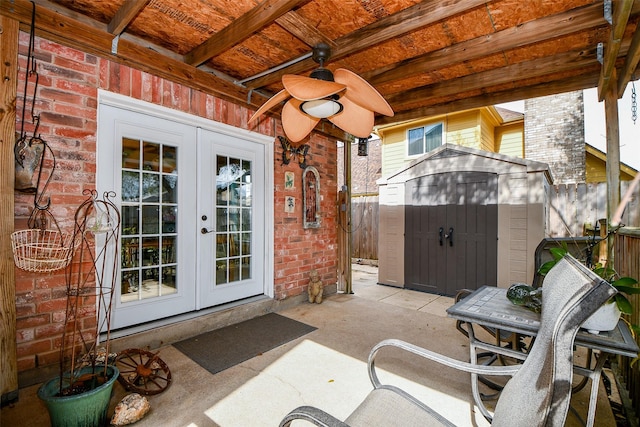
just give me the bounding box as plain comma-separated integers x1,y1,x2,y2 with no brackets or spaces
303,166,320,229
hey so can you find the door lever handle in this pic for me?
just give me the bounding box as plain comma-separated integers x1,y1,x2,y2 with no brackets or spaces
201,227,213,234
446,227,454,246
439,227,444,246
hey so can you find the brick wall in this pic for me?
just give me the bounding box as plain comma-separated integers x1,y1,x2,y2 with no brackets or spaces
524,91,586,184
13,33,337,374
337,138,382,196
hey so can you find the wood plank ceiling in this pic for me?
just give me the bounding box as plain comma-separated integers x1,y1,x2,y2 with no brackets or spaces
2,0,640,139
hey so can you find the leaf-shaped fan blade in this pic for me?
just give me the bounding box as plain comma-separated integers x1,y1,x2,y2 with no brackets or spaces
283,74,346,101
328,96,375,138
334,68,394,116
249,89,290,123
282,99,320,144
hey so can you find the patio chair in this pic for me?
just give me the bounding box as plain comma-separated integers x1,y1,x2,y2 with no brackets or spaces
279,255,616,427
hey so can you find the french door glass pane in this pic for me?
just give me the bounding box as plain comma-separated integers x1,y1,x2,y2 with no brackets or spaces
215,155,252,285
121,137,179,303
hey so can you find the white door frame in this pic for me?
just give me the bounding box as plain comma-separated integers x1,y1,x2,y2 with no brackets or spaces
97,90,274,329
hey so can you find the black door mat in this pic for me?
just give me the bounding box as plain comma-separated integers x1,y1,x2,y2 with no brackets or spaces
173,313,317,375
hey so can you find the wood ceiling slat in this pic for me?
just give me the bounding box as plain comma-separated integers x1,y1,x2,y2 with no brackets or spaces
274,11,335,48
185,0,308,67
107,0,150,35
0,0,267,108
598,0,634,100
387,49,598,111
244,0,489,89
378,72,601,126
617,20,640,94
364,2,611,86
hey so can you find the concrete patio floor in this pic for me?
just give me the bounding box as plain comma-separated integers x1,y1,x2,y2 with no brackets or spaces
2,264,618,426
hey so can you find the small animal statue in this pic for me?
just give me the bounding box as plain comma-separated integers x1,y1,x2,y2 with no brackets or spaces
308,269,323,304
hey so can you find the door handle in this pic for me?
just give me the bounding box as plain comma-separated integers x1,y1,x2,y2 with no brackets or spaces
439,227,444,246
446,227,454,246
201,227,213,234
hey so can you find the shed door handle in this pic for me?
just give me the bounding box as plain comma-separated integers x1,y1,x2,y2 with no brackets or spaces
446,227,454,246
439,227,444,246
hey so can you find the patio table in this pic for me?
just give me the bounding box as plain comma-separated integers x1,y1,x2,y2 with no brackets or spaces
447,285,639,426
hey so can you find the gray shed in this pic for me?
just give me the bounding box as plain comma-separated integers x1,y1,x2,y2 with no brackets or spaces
377,144,552,296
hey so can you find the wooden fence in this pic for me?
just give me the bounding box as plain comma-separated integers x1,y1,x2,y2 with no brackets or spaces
350,195,379,260
549,181,640,237
615,229,640,425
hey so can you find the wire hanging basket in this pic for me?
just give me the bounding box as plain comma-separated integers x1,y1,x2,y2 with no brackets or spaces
11,228,76,273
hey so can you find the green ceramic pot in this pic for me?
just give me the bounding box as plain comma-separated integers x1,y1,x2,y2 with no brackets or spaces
37,365,119,427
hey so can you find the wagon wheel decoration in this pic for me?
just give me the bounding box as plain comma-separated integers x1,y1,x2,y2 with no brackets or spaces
116,348,172,395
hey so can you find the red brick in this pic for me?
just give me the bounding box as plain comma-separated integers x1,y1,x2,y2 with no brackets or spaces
39,39,85,62
17,357,36,371
131,68,142,99
53,103,96,120
16,328,34,343
119,64,132,96
17,339,52,358
141,71,153,102
17,313,50,329
55,79,98,98
37,349,62,366
35,323,65,339
151,74,163,104
37,298,68,314
14,276,35,293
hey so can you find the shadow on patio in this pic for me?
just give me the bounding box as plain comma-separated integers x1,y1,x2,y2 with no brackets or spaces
1,264,619,426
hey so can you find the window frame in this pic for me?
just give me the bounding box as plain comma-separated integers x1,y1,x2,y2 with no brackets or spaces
407,122,444,157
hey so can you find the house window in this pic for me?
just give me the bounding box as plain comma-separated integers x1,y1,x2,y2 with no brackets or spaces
408,123,443,156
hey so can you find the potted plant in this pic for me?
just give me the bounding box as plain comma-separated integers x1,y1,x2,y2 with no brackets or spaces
37,191,121,427
536,246,640,335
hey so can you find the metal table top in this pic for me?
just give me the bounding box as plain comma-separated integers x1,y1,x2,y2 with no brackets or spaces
447,285,639,358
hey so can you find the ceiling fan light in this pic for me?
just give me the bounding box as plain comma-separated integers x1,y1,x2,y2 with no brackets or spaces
300,98,343,118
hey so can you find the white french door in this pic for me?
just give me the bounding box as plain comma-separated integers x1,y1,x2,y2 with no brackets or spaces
99,104,198,329
98,93,272,330
197,129,266,308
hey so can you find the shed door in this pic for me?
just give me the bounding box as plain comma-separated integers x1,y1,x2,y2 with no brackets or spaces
405,172,497,296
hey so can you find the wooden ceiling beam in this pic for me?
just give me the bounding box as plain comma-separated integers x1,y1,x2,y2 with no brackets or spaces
366,2,611,86
0,0,268,109
244,0,488,89
275,11,335,48
377,73,601,126
107,0,150,35
387,49,599,110
617,20,640,94
598,0,633,100
185,0,308,67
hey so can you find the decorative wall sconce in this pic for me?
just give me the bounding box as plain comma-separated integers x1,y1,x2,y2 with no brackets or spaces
279,136,309,169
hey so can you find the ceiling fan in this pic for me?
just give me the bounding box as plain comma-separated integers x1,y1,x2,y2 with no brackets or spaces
249,43,394,145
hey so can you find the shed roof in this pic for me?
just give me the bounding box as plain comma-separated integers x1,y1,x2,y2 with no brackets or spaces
378,143,553,185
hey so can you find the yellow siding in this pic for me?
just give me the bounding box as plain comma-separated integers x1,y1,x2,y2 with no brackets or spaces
380,126,409,176
446,111,479,148
479,110,497,151
378,108,528,178
586,153,636,183
497,122,524,158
